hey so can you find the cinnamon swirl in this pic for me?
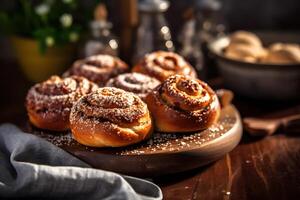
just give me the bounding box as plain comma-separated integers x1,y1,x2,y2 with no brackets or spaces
145,75,220,133
64,54,129,86
26,76,98,131
132,51,197,82
106,73,160,100
70,87,153,147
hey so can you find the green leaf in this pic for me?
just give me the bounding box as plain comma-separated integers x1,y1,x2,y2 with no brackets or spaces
1,0,86,52
0,12,11,34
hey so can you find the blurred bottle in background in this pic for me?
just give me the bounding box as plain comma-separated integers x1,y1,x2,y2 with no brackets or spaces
196,0,226,43
178,0,227,80
178,7,204,79
81,3,119,57
133,0,174,63
196,0,227,79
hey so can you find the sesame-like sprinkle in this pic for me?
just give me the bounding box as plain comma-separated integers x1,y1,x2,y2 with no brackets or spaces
118,113,234,155
32,129,76,146
70,87,148,127
31,105,235,156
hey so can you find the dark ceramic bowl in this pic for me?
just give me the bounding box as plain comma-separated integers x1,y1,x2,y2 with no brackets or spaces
208,31,300,100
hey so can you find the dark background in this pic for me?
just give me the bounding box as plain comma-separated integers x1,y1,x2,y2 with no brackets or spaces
0,0,300,113
1,0,300,61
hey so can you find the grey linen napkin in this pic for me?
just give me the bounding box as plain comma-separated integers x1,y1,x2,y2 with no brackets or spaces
0,124,162,200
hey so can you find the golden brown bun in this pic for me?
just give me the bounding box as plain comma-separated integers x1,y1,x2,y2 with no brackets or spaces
230,31,262,47
26,76,98,131
225,31,267,62
64,54,129,86
262,43,300,64
106,72,160,101
145,75,220,133
70,87,153,147
225,44,267,63
132,51,197,82
225,31,300,64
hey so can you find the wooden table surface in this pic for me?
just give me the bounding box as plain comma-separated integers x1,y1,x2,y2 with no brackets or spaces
1,61,300,200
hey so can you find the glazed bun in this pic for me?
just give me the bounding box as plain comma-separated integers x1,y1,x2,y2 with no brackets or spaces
132,51,197,82
64,54,129,86
70,87,153,147
26,76,98,131
106,72,160,101
145,75,220,133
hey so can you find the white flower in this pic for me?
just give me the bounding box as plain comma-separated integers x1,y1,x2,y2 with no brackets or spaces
109,39,118,49
62,0,73,4
60,14,73,28
35,4,50,16
69,32,79,42
45,36,55,47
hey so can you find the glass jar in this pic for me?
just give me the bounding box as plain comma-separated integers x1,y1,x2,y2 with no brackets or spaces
178,13,204,79
133,0,174,63
82,20,119,57
195,0,227,79
196,0,226,43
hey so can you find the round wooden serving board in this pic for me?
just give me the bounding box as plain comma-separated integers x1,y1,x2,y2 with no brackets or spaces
30,105,242,177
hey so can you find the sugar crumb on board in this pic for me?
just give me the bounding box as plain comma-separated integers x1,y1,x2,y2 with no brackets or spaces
33,130,76,146
118,116,234,155
31,114,235,156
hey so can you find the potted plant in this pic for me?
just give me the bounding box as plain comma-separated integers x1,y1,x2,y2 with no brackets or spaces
0,0,82,82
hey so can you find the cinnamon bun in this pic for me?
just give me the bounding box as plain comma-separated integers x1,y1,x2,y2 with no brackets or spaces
70,87,153,147
106,73,160,100
64,54,129,86
26,76,98,131
132,51,197,82
145,75,220,133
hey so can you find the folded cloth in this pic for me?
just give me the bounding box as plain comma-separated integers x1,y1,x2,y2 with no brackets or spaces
0,124,162,200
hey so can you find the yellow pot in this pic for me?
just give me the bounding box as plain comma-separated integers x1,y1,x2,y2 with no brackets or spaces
10,36,76,82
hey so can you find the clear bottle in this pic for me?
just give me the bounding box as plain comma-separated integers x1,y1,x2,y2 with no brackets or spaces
133,0,174,63
195,0,227,79
178,8,204,79
195,0,226,43
82,4,119,57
